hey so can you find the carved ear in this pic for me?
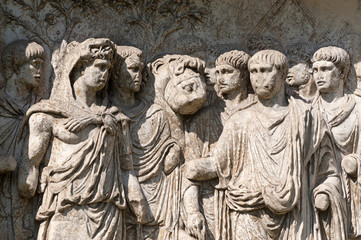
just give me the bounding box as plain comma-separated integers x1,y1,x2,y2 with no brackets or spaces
150,59,164,75
340,67,345,78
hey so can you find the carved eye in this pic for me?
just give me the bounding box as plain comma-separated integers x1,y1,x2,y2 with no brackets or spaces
100,65,107,71
183,84,193,93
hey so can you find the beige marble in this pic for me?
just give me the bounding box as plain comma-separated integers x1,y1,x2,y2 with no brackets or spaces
1,1,361,239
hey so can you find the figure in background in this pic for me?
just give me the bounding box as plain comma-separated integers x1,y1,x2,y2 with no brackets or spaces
183,50,256,240
185,49,347,240
285,42,317,102
120,54,207,240
311,46,361,239
19,38,148,240
109,45,174,240
0,40,44,240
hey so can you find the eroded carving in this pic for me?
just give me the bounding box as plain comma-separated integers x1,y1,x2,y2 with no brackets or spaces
20,38,148,240
185,49,347,240
311,46,361,239
183,50,256,239
285,42,317,102
0,39,44,240
106,0,208,55
1,0,101,49
1,2,361,238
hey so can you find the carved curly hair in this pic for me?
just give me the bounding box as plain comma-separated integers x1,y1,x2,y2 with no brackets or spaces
216,50,250,71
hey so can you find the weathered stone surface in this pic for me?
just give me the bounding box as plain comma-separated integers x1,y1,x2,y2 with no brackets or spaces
1,0,361,239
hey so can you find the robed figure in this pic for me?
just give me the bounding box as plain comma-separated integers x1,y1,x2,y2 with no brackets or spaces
185,50,347,240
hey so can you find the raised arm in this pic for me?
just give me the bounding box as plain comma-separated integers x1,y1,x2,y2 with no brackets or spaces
18,112,52,198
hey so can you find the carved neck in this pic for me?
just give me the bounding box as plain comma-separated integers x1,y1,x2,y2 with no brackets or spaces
257,85,288,111
109,80,138,110
319,81,344,104
73,81,97,107
223,88,247,110
5,75,32,103
299,79,317,100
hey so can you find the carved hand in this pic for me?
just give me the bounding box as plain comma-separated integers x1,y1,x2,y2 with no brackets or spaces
0,155,17,174
101,113,118,135
186,212,206,240
184,157,217,181
314,193,330,211
341,154,359,178
64,116,100,132
164,144,181,174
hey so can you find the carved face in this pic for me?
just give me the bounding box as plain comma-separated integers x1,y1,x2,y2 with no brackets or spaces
312,60,342,93
215,64,244,96
81,59,111,91
164,67,206,115
249,63,284,100
18,57,43,88
286,61,310,87
119,55,144,93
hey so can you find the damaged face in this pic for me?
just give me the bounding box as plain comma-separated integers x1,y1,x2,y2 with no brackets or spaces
164,65,206,115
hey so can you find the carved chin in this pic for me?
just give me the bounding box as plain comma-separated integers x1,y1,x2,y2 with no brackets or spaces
255,88,274,99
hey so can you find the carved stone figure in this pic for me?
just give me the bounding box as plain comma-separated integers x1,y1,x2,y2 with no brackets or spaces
183,50,256,240
120,54,207,240
185,49,347,240
311,46,361,239
0,40,44,240
108,46,156,229
19,38,147,240
285,42,317,102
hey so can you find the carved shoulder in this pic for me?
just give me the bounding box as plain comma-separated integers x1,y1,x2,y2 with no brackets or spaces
28,112,53,133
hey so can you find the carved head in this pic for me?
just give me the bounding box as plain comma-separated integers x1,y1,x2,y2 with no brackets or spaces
70,38,115,93
2,40,44,88
286,42,313,87
151,55,207,115
111,46,144,93
248,50,288,100
215,50,250,98
50,38,115,103
311,46,350,94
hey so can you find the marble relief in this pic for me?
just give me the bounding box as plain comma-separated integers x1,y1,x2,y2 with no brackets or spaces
1,0,361,239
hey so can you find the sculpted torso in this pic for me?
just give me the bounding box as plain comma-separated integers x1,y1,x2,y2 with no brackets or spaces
30,112,103,163
1,31,361,240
